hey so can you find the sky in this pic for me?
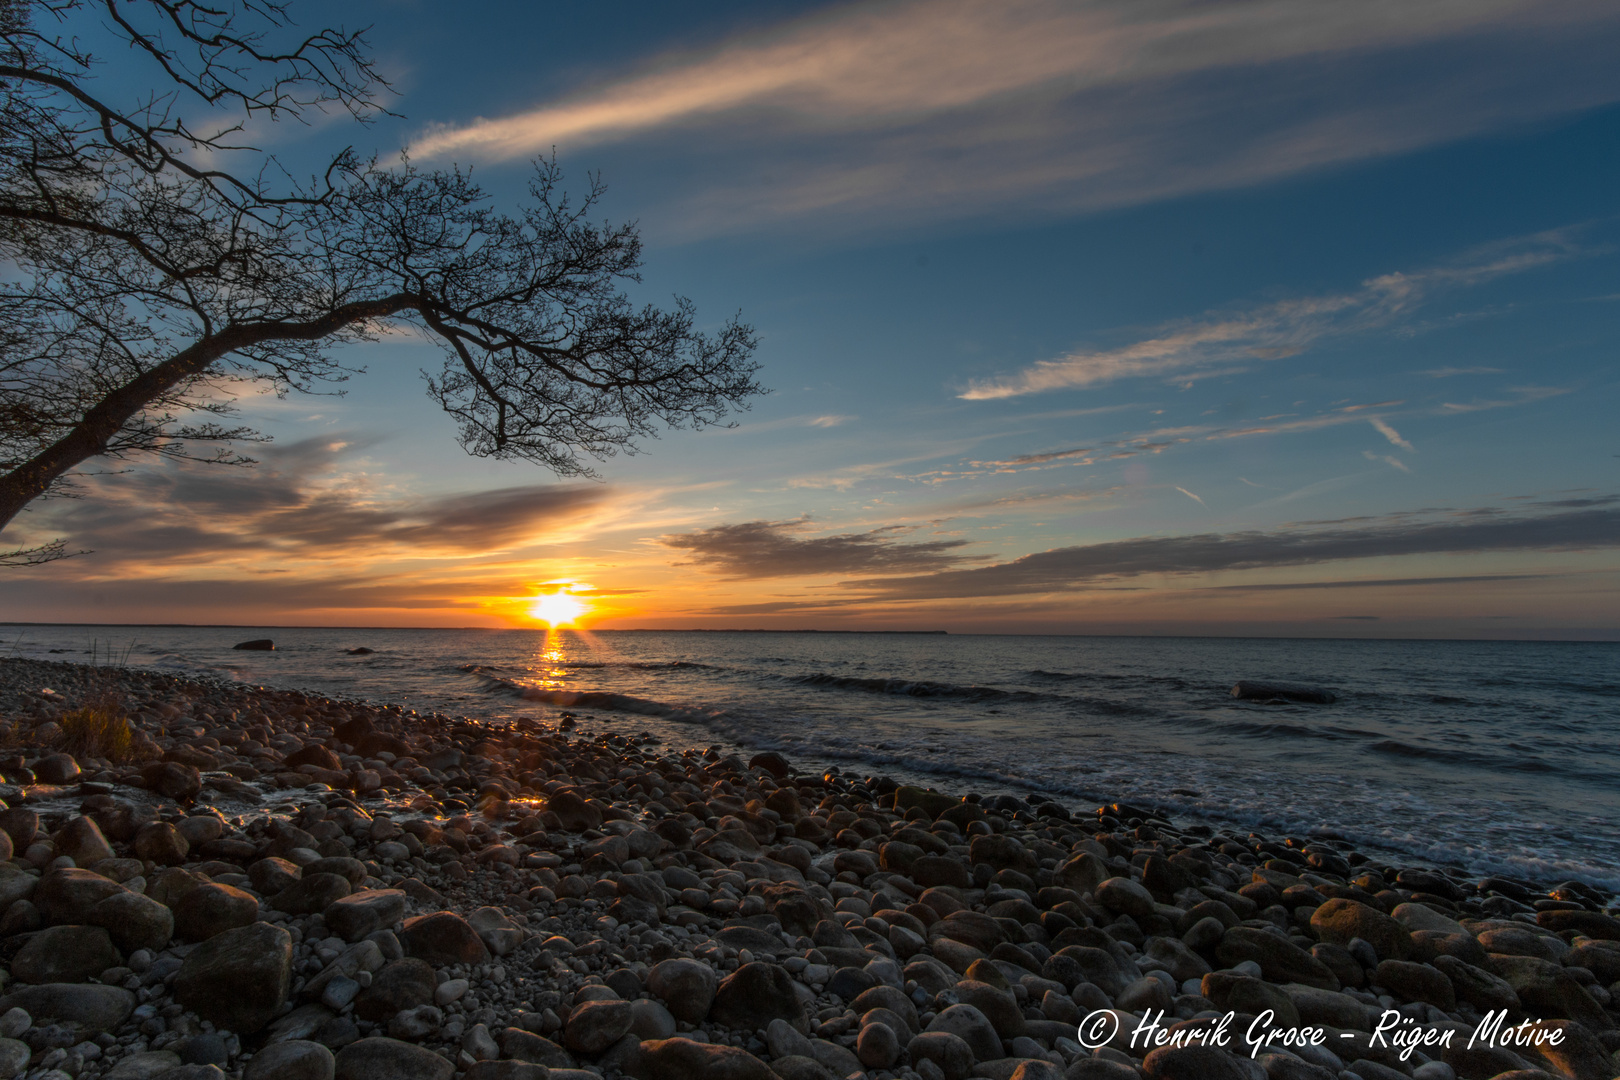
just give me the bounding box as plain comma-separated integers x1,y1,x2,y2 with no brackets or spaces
4,0,1619,637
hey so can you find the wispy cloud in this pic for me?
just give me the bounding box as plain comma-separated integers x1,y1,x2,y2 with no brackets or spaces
959,231,1579,399
1368,417,1414,452
1174,486,1207,508
845,504,1620,601
1420,366,1505,378
15,437,613,567
661,518,984,578
410,1,1620,236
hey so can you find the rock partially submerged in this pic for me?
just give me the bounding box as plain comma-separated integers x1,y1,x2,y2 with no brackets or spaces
1230,680,1337,704
232,639,275,651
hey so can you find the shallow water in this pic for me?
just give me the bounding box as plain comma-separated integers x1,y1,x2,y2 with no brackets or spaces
5,624,1617,887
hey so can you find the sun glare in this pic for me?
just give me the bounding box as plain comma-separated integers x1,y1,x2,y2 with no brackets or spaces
530,591,588,626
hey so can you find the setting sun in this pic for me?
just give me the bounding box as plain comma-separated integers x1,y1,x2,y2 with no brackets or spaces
529,590,588,626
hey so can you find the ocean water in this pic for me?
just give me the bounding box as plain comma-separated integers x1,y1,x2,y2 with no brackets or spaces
4,624,1617,889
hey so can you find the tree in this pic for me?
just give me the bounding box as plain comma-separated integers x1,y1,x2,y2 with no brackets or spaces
0,0,762,565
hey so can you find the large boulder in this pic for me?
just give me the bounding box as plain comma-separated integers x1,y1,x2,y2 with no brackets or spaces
90,891,174,953
1309,899,1412,961
1215,927,1339,991
0,983,134,1032
636,1037,776,1080
399,911,489,966
546,791,603,832
173,921,293,1033
562,999,633,1055
244,1040,336,1080
34,867,126,925
711,962,807,1033
172,883,258,943
353,959,436,1022
11,924,118,984
324,889,406,942
647,958,718,1023
925,1004,1002,1063
271,873,352,916
333,1037,453,1080
52,816,114,865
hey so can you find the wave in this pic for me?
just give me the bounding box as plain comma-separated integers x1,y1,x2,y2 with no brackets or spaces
788,672,1048,703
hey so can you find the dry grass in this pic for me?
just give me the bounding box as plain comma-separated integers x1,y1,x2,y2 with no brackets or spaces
57,696,138,762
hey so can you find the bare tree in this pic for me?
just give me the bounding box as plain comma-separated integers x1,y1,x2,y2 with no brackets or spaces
0,0,762,564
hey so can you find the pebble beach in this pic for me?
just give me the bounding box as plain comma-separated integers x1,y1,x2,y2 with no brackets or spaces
0,657,1616,1080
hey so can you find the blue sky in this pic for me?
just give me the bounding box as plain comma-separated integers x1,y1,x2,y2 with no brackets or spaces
7,0,1619,635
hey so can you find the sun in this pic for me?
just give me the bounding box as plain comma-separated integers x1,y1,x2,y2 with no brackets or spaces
529,590,588,627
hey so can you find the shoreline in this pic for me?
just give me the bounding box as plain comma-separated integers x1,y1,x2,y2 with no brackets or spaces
0,657,1615,1080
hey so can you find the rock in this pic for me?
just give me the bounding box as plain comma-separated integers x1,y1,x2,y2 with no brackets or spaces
636,1037,776,1080
547,791,603,832
467,906,523,956
0,1037,25,1078
852,984,920,1033
243,1040,335,1080
1309,899,1412,960
53,815,113,864
1053,852,1110,896
172,921,293,1033
953,980,1024,1038
907,1031,976,1080
34,754,81,785
249,858,303,895
0,865,37,910
563,999,633,1054
926,1004,1002,1063
1525,1018,1617,1080
173,882,259,942
1491,954,1614,1032
0,982,135,1031
500,1028,573,1067
134,822,190,866
333,1037,453,1080
398,910,489,965
1215,927,1339,990
1094,877,1156,919
711,962,807,1032
388,1003,442,1040
914,855,973,889
462,1064,547,1080
630,999,677,1041
1229,681,1335,704
1142,1043,1253,1078
233,639,275,650
749,752,792,778
857,1020,903,1068
179,1033,230,1065
1373,959,1455,1009
34,867,126,924
146,867,206,909
1390,902,1465,936
141,761,202,801
273,873,353,915
1537,908,1620,941
105,1051,183,1080
11,924,118,984
354,959,436,1022
1200,972,1301,1025
324,889,407,941
647,958,718,1023
768,1055,837,1080
1432,955,1519,1013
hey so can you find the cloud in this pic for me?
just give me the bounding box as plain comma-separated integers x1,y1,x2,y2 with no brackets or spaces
1420,366,1506,377
661,518,983,578
808,415,854,428
844,504,1620,600
1174,486,1206,507
959,231,1579,399
14,436,611,565
411,1,1620,237
1368,418,1414,451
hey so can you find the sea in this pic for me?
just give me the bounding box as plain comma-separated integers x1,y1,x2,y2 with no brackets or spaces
3,625,1617,891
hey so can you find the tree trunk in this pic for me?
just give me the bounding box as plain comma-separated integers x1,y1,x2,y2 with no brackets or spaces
0,294,417,537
